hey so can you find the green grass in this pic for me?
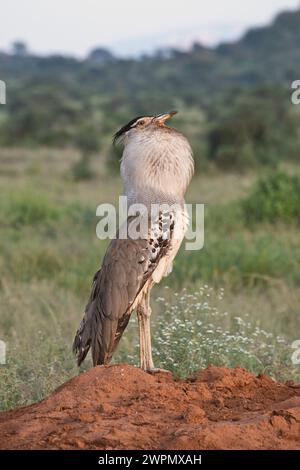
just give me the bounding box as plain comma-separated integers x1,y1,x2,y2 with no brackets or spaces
0,281,85,410
0,148,299,411
174,225,300,287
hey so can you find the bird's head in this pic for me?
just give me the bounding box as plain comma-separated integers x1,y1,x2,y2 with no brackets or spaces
113,111,178,145
116,110,194,202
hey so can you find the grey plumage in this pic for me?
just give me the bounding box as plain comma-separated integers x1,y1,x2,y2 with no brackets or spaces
73,112,194,371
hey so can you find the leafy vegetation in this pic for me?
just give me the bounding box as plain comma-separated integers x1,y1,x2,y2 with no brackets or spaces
242,171,300,223
207,87,300,169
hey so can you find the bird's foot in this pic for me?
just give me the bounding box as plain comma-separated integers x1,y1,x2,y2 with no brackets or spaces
146,367,172,375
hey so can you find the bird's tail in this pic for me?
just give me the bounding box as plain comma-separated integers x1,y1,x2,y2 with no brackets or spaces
72,306,93,366
73,298,113,367
73,269,124,367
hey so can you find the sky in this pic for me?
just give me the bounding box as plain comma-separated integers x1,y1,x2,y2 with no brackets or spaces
0,0,299,57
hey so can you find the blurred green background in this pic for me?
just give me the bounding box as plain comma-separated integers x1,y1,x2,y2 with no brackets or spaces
1,9,300,410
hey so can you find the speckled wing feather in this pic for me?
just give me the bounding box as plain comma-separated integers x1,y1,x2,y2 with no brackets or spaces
73,213,175,366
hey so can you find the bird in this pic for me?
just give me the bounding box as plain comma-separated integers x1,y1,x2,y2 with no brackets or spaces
73,111,194,372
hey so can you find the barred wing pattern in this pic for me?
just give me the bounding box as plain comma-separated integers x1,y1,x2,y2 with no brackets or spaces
73,212,175,366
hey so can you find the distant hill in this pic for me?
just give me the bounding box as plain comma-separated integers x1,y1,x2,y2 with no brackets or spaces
1,9,299,89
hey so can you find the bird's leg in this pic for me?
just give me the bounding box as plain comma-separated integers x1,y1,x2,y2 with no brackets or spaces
143,292,155,371
137,301,147,371
137,293,154,371
137,291,170,374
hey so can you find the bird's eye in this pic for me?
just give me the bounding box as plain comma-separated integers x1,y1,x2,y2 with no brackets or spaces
137,120,145,126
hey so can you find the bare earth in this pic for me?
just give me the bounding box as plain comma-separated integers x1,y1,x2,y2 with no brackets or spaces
0,365,299,450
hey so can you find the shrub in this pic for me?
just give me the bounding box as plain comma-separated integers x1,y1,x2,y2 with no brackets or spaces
242,171,300,223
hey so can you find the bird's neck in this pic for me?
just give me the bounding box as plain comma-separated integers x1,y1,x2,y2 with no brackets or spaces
125,187,184,210
120,130,194,208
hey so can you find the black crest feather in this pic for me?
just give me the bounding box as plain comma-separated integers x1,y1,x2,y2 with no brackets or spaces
113,115,150,145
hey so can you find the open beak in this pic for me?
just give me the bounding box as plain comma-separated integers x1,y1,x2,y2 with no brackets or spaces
154,110,178,124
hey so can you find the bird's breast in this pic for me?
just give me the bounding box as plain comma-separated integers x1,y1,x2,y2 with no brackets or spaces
151,206,189,284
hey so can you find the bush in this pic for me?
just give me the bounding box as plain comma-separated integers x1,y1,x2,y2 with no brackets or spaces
71,154,94,181
207,85,300,170
242,171,300,223
213,142,258,170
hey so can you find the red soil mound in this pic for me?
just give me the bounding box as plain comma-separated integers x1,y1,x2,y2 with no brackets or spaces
0,365,299,450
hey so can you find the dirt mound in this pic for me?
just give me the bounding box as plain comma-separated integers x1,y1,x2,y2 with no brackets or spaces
1,365,300,450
